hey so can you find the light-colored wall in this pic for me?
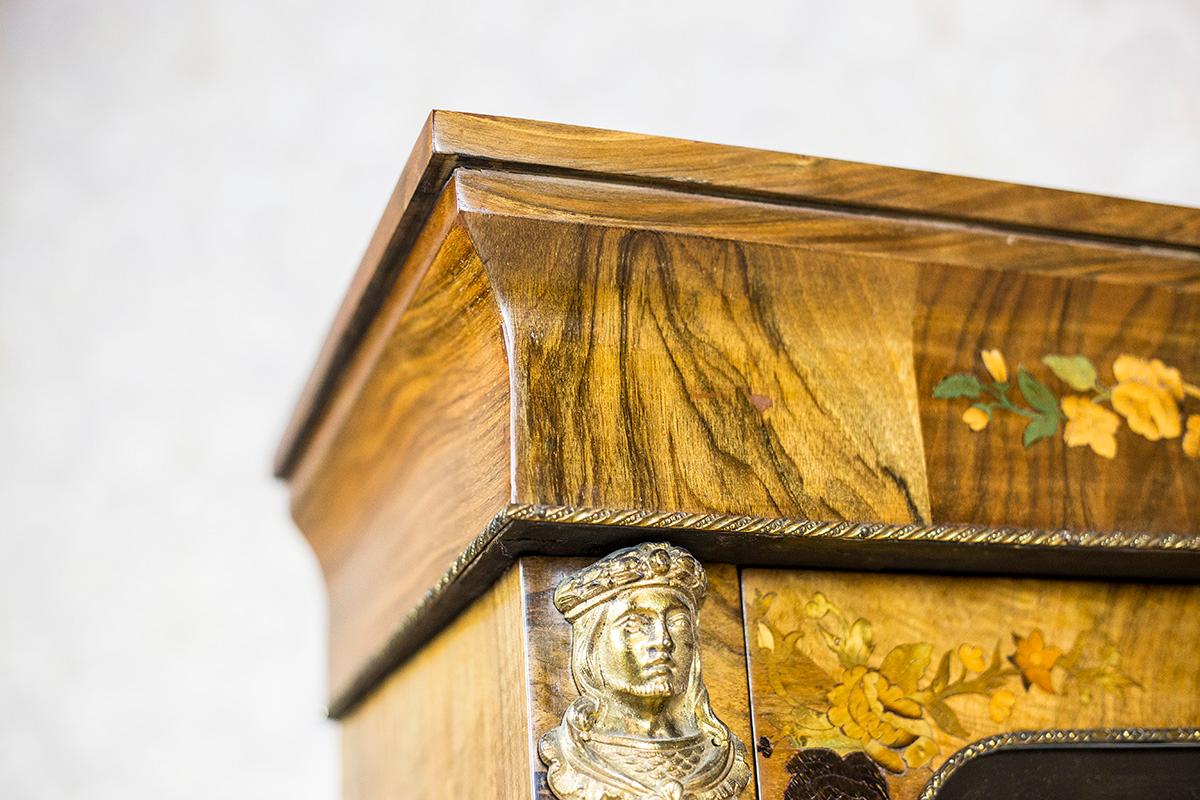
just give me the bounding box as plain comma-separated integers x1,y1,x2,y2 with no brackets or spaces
1,1,1196,798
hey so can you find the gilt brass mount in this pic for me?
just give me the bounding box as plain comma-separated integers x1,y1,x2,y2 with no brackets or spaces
539,542,751,800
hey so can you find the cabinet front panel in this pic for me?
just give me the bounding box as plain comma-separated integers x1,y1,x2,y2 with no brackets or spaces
742,568,1200,800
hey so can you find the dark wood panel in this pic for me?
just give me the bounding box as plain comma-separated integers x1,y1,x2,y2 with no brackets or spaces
933,744,1200,800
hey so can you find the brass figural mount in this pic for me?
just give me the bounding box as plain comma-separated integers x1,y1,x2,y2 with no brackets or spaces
539,543,751,800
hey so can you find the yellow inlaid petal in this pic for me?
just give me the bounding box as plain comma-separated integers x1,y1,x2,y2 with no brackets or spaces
962,406,989,432
981,348,1008,383
1184,416,1200,459
1061,395,1120,458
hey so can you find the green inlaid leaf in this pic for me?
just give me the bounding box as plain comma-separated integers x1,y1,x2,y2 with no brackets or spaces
1023,413,1059,447
930,650,952,693
1018,367,1059,416
933,373,983,399
1042,354,1098,391
925,698,969,738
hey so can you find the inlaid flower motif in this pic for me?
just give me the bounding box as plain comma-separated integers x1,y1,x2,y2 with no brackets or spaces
957,644,987,673
1184,416,1200,459
784,749,890,800
755,590,1140,784
1009,629,1062,693
1061,395,1120,458
805,592,836,619
1111,355,1184,441
1113,355,1185,399
935,349,1200,459
826,666,926,774
1111,382,1180,441
988,689,1015,722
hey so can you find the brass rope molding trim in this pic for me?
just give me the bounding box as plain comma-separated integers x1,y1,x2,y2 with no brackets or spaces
917,727,1200,800
505,503,1200,551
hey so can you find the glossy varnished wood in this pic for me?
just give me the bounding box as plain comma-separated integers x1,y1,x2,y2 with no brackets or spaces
275,112,1200,718
464,213,929,524
276,111,1200,477
341,566,532,800
455,169,1200,290
432,113,1200,247
289,182,511,696
742,568,1200,800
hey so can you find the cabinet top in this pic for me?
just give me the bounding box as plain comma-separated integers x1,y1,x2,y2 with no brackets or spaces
274,111,1200,716
274,111,1200,477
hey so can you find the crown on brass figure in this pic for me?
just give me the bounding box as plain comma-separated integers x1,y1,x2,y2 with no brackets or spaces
553,542,707,621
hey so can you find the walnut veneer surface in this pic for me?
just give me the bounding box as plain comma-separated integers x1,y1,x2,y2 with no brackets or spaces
275,112,1200,722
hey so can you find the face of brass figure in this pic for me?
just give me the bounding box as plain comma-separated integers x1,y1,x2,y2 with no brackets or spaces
602,588,694,695
539,543,751,800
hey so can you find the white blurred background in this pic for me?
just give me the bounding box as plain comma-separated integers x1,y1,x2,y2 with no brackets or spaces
1,1,1197,798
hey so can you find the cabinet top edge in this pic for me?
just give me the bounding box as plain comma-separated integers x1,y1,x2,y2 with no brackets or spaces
272,109,1200,477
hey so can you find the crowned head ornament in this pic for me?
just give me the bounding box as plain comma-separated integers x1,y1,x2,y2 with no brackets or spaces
539,543,751,800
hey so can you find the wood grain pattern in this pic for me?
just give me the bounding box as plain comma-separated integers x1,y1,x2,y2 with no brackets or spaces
277,115,1200,717
433,112,1200,247
917,265,1200,533
276,111,1200,476
519,557,758,799
466,213,930,525
455,169,1200,291
341,565,532,800
295,193,1197,708
742,568,1200,800
289,183,511,698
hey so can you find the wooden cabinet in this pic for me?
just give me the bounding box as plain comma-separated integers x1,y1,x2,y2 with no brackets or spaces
275,112,1200,799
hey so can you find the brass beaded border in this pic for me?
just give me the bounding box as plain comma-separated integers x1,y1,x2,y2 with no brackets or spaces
506,504,1200,551
918,727,1200,800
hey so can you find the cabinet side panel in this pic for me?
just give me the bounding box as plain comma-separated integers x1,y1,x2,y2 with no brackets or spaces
341,566,532,800
290,212,511,700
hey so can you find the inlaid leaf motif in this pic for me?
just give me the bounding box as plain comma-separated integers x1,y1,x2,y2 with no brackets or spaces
1017,367,1058,417
924,698,968,738
1023,413,1059,447
932,373,982,399
1043,354,1098,391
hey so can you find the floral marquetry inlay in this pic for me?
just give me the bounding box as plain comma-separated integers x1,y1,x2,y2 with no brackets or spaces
934,349,1200,459
742,570,1200,800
